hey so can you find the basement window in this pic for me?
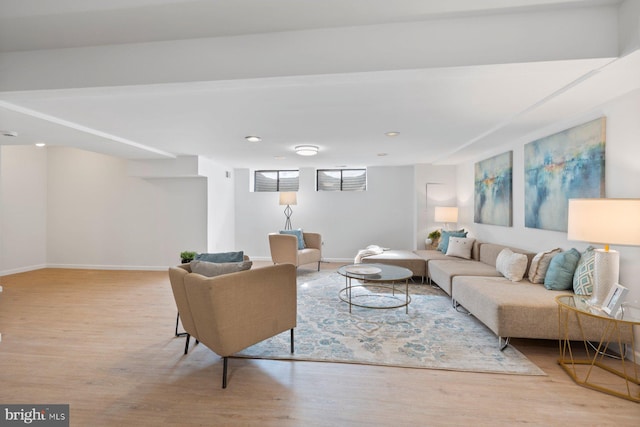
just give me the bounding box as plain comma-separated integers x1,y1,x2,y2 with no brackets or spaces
317,169,367,191
254,170,299,192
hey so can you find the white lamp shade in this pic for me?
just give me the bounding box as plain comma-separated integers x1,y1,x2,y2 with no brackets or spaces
434,206,459,223
279,192,297,206
567,198,640,246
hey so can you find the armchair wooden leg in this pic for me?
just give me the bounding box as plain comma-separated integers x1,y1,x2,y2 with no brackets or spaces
184,334,190,355
291,328,295,353
222,357,228,389
317,261,320,271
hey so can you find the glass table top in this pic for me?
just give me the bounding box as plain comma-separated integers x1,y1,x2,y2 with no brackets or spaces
556,294,640,323
337,263,412,282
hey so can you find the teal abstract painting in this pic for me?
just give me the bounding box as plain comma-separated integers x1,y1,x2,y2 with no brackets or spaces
474,151,513,226
525,117,606,231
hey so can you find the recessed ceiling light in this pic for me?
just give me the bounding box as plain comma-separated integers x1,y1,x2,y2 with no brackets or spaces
1,130,18,137
245,136,261,142
295,145,319,156
385,131,400,137
35,142,46,147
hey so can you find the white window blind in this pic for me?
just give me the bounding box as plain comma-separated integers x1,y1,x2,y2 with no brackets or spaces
254,170,299,192
317,169,366,191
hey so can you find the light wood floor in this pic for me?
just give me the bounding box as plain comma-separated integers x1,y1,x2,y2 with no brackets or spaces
0,264,638,426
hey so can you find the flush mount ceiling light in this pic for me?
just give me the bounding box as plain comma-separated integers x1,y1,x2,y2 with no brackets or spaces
245,136,261,142
35,142,46,147
295,145,319,156
385,131,400,137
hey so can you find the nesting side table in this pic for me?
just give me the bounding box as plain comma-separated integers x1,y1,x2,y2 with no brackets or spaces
556,295,640,403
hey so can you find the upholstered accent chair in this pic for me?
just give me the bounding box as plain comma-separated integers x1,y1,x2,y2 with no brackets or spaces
172,255,251,339
269,232,322,271
168,263,297,388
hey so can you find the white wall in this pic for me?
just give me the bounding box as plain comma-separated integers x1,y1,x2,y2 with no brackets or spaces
0,146,48,274
198,158,236,253
234,166,416,261
0,146,236,274
415,165,458,249
457,89,640,292
456,89,640,356
44,147,208,269
0,148,2,273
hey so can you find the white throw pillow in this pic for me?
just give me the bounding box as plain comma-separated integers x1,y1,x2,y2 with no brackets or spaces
528,248,562,284
495,248,528,282
446,237,476,259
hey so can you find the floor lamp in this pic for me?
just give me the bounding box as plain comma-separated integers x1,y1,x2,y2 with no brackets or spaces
567,198,640,307
434,206,459,231
279,192,297,230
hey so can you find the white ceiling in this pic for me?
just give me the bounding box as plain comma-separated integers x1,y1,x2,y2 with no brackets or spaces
1,0,638,169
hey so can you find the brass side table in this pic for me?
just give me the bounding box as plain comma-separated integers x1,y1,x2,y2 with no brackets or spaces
556,295,640,403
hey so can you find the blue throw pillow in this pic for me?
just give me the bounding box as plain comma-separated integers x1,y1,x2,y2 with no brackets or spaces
280,229,305,250
544,248,580,290
195,251,244,263
437,229,468,253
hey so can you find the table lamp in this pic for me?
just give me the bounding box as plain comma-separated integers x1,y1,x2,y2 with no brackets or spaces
434,206,459,231
279,192,297,230
567,198,640,306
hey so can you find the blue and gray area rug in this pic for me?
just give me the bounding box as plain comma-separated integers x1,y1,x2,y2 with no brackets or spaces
234,269,545,376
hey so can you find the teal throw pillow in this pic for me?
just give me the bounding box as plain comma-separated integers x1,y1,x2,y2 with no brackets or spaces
280,229,305,250
195,251,244,263
544,248,580,291
573,246,595,295
437,229,468,253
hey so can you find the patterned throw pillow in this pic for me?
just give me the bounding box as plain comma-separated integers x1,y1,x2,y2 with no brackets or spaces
528,248,562,284
573,246,595,295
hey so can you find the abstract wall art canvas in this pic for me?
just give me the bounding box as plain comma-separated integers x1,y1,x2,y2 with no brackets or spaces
524,117,606,232
474,151,513,226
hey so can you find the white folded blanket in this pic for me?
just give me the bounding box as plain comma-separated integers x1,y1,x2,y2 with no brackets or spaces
354,245,385,264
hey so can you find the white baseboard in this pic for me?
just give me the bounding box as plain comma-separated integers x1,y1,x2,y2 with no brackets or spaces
0,259,352,276
1,263,168,276
322,258,352,263
0,264,47,276
247,256,272,262
243,257,353,264
47,263,169,271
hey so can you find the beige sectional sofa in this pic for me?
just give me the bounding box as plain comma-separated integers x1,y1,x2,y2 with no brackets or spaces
363,241,614,348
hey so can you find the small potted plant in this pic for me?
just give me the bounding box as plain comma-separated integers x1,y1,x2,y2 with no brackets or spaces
426,230,441,247
180,251,197,264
